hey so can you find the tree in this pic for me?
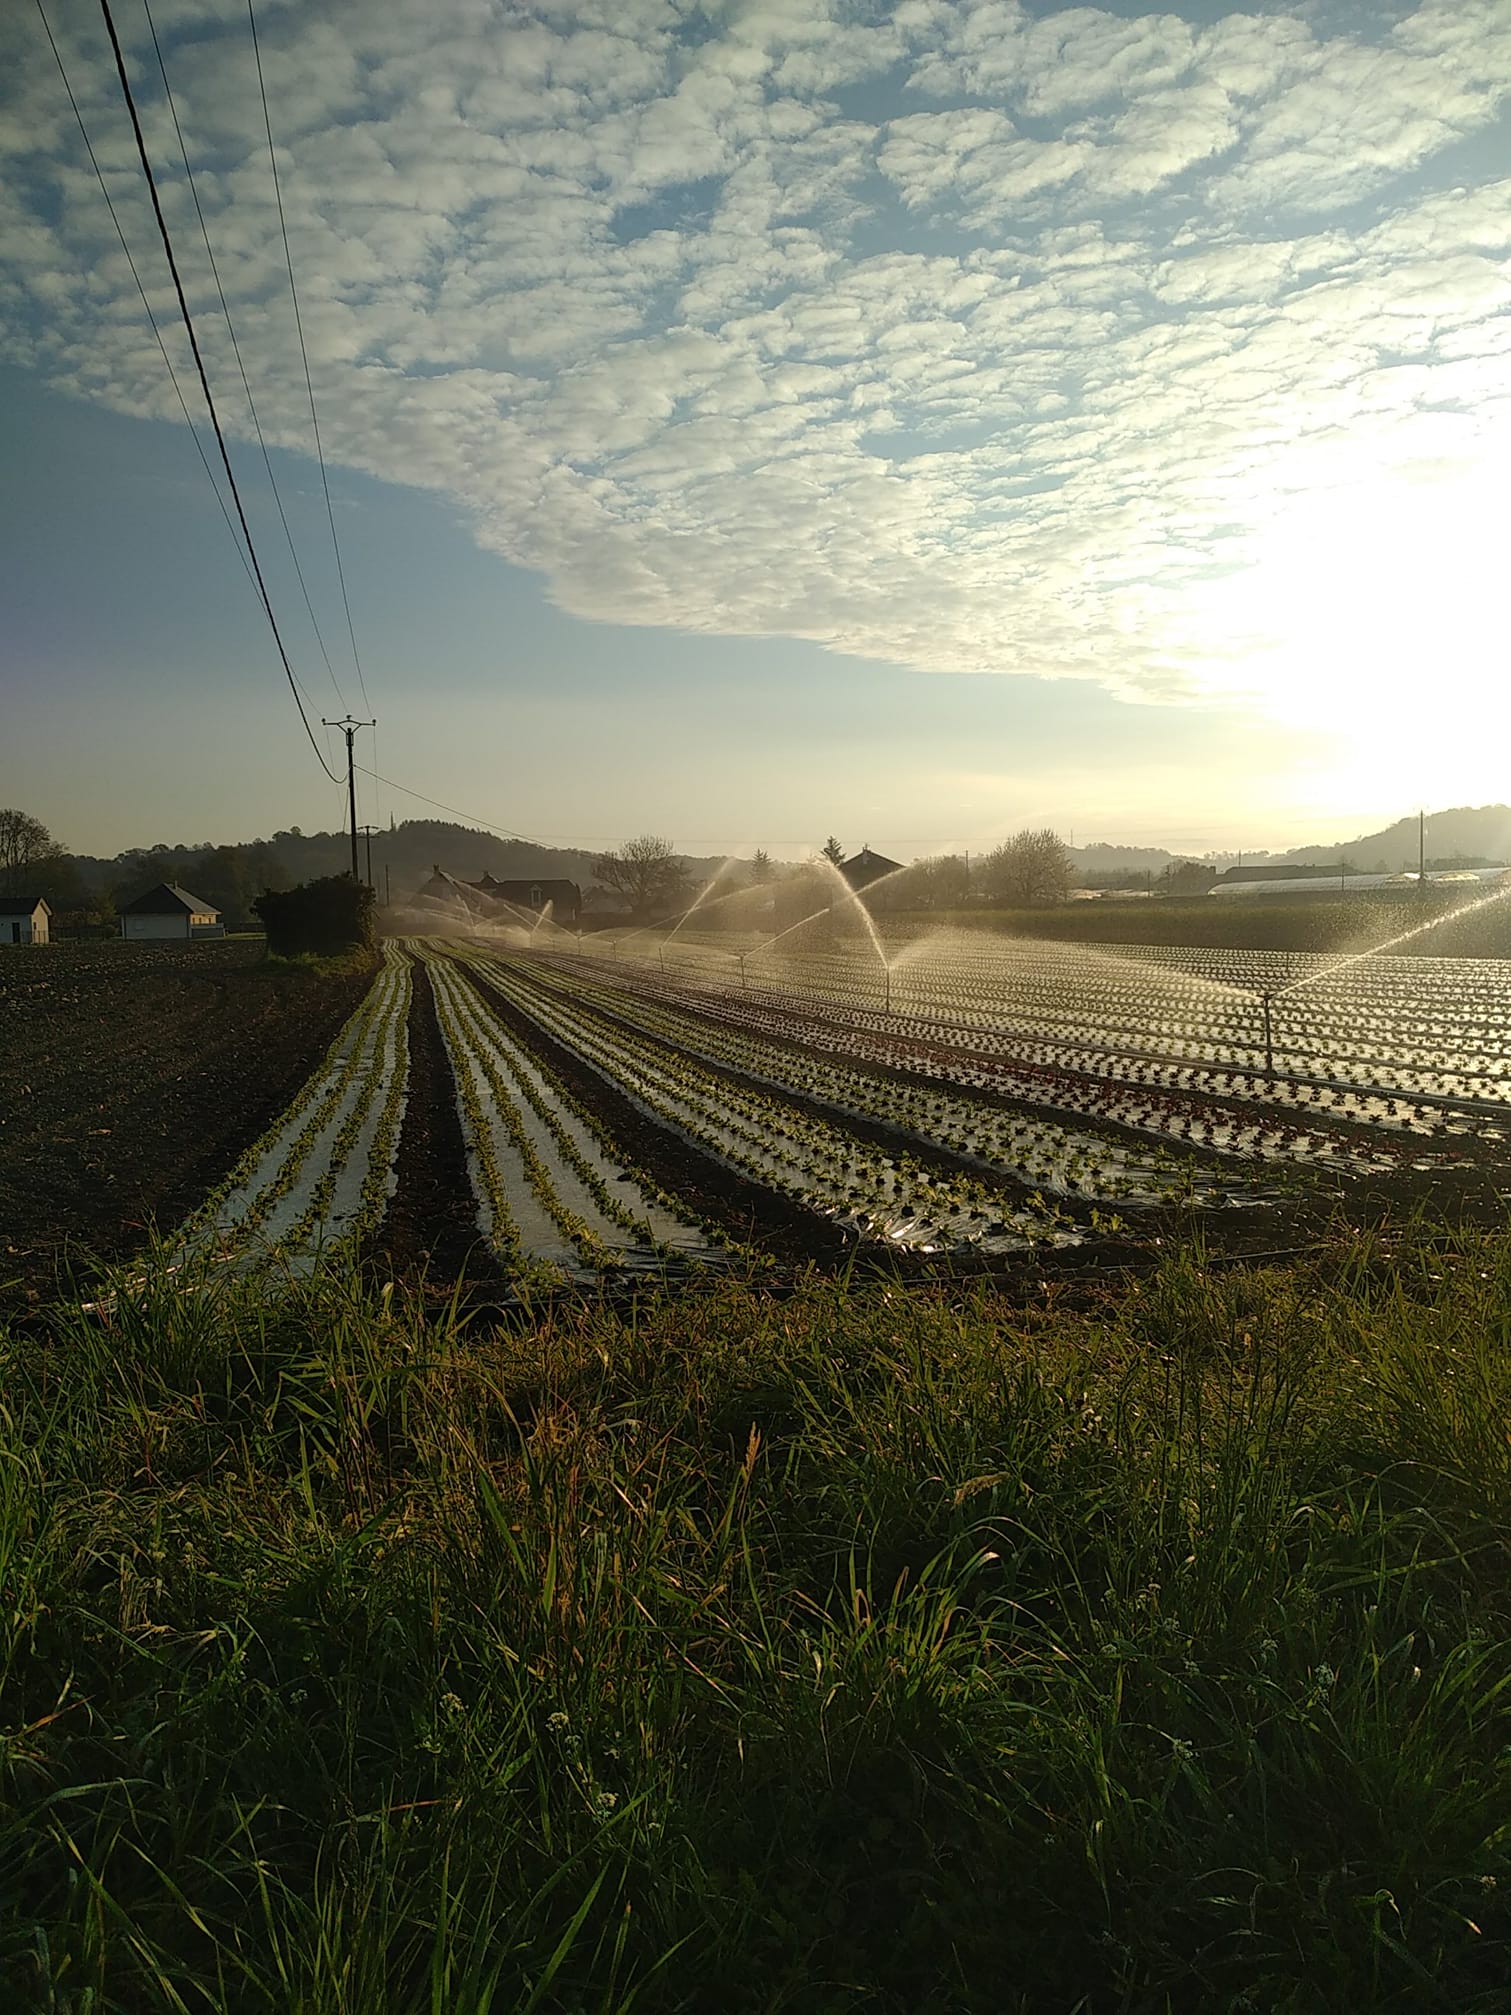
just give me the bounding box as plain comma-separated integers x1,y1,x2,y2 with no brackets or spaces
1165,858,1216,897
0,808,65,893
254,875,375,956
185,842,290,929
748,848,774,884
820,835,845,867
591,834,689,920
897,853,970,911
982,828,1074,906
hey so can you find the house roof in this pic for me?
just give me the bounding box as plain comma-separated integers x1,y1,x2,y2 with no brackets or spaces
0,895,50,916
470,877,582,901
120,881,221,916
840,847,903,887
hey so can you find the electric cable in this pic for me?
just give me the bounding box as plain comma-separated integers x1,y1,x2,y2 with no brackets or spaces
247,0,372,715
96,0,341,783
33,0,258,604
356,766,549,846
141,0,348,715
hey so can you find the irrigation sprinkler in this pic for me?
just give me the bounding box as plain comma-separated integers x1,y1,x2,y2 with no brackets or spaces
737,950,748,992
884,963,892,1014
1260,988,1274,1077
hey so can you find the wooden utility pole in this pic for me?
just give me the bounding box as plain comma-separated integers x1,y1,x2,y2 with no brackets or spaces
358,824,380,892
323,716,376,882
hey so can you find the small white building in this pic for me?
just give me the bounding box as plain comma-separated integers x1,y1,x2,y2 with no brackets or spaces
119,882,224,941
0,896,51,945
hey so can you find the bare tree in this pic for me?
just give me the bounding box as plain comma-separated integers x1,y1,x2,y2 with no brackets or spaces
592,834,689,920
0,809,64,893
982,828,1074,906
820,835,845,866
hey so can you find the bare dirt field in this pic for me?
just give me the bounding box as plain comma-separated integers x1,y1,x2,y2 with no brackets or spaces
0,941,371,1307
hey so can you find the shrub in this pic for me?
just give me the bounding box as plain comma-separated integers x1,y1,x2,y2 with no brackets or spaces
254,873,376,957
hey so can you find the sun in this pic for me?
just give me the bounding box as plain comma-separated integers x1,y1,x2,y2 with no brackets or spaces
1184,423,1508,815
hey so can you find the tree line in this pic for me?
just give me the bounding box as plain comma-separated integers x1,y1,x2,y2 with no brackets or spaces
589,826,1086,917
5,805,1209,937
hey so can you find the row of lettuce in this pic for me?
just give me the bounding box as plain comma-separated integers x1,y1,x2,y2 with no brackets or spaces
602,925,1511,1109
152,924,1498,1293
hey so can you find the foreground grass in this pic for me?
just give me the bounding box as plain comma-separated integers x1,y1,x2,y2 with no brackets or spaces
3,1235,1508,2012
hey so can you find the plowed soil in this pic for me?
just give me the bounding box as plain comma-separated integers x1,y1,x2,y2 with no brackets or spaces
1,941,371,1307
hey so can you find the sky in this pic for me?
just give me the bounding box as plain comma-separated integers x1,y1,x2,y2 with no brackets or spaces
2,0,1509,862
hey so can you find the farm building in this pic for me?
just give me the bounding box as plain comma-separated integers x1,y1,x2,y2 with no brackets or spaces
119,882,224,941
839,847,904,896
412,869,582,930
773,847,908,935
470,874,582,927
0,895,51,945
1211,865,1511,901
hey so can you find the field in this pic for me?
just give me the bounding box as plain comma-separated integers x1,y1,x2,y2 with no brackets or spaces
0,941,371,1308
7,926,1511,1308
6,928,1511,2008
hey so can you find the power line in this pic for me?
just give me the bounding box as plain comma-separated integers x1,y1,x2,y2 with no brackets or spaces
356,765,550,846
96,0,340,783
140,0,348,716
247,0,371,715
33,0,258,604
357,765,808,851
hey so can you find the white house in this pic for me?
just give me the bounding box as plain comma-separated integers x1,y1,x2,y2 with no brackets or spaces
0,896,51,945
119,882,224,941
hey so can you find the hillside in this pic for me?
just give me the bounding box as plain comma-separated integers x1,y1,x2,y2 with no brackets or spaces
57,822,735,926
1279,805,1511,871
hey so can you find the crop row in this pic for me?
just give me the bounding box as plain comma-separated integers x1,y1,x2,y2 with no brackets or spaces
422,948,723,1285
592,928,1511,1108
575,939,1490,1150
489,950,1289,1207
458,948,1087,1253
533,952,1444,1174
172,944,412,1274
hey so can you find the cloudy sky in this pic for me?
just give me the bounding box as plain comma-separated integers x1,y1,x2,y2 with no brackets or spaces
3,0,1509,860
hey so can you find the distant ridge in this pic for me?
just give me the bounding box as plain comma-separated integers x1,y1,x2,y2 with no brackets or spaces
56,804,1511,913
1276,806,1511,872
1067,806,1511,877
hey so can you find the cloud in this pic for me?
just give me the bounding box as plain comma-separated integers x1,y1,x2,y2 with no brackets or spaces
2,0,1509,725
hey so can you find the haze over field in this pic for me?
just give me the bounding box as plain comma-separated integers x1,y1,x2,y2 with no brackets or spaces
3,0,1508,854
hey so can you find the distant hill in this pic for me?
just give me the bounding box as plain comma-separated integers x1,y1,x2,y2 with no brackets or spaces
55,804,1511,926
1068,807,1511,881
1067,843,1178,874
64,821,737,925
1278,806,1511,872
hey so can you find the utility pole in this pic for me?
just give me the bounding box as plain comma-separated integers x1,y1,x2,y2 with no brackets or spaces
323,716,376,883
358,824,380,893
1418,808,1426,895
